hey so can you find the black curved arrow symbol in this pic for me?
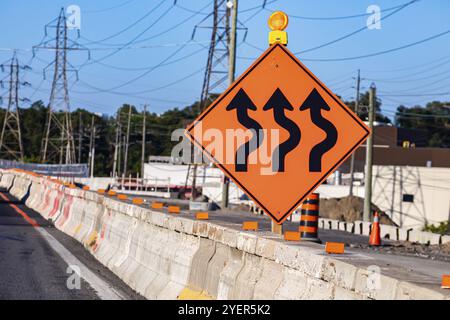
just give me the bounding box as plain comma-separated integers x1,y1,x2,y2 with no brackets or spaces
263,88,301,172
300,88,338,172
226,88,264,172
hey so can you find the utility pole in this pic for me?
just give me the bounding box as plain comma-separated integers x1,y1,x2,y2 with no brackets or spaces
363,83,376,222
123,105,132,176
88,115,95,177
35,8,88,164
77,112,83,163
90,126,96,178
349,69,361,197
112,111,120,177
141,104,147,178
0,52,28,162
222,0,238,209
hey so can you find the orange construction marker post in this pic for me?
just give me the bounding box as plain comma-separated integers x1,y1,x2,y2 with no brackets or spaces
325,242,345,254
132,198,144,205
284,231,301,241
151,202,164,209
168,206,180,214
299,193,320,243
243,221,258,231
442,275,450,289
196,212,209,220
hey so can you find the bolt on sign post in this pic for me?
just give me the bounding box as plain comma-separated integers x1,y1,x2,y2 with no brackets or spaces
185,11,370,225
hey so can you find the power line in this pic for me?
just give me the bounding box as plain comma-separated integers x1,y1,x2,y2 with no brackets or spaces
81,0,166,46
299,28,450,62
264,0,420,21
367,62,450,83
81,1,211,48
83,0,137,14
363,53,450,73
81,41,206,73
379,92,450,97
77,40,196,92
78,1,174,68
295,0,419,55
380,74,450,94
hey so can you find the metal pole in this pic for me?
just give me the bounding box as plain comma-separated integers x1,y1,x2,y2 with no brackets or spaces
90,125,96,178
349,69,360,196
88,115,94,176
112,111,119,177
77,112,83,164
141,104,147,178
221,0,238,209
123,105,132,175
363,83,376,222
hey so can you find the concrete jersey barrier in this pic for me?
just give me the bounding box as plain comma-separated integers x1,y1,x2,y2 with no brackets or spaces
1,169,448,300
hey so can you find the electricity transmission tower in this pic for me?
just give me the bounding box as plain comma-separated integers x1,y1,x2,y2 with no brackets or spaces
193,0,245,112
186,0,244,203
0,53,31,161
33,8,89,164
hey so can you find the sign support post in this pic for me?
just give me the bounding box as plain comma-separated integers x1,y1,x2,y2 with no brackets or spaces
363,83,376,222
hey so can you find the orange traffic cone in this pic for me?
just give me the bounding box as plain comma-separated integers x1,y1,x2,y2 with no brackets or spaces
369,211,381,246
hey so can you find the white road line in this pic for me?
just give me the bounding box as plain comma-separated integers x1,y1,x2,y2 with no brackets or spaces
35,226,124,300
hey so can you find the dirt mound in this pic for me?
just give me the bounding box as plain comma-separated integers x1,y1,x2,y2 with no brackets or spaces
320,196,397,226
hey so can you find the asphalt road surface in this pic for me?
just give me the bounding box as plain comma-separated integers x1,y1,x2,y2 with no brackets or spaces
0,188,142,300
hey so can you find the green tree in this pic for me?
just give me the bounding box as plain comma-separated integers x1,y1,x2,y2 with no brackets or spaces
395,101,449,148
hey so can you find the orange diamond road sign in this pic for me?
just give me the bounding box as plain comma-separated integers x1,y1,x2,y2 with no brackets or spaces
186,43,370,224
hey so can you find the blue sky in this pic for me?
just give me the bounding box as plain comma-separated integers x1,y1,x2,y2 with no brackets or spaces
1,0,449,118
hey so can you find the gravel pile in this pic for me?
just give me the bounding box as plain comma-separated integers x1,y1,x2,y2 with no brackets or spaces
320,196,396,226
351,241,450,262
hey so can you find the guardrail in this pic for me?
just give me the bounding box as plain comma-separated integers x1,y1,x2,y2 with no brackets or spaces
0,159,88,177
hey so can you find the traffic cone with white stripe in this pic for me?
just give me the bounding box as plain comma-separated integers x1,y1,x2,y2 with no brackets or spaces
369,211,381,246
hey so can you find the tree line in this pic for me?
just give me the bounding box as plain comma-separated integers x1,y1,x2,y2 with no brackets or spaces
0,91,447,176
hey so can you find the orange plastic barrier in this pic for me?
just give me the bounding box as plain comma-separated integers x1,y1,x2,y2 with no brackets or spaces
107,190,117,196
132,198,144,205
117,194,128,200
196,212,209,220
242,221,258,231
442,275,450,289
151,202,164,209
82,186,90,191
168,206,180,214
284,231,301,241
325,242,345,254
97,189,105,194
